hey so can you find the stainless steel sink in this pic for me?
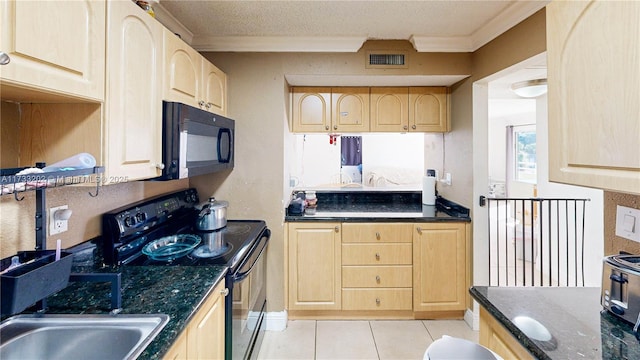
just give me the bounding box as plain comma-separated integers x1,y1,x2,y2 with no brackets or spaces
0,314,169,360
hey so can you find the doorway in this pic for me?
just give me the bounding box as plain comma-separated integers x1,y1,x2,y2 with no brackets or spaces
473,53,604,292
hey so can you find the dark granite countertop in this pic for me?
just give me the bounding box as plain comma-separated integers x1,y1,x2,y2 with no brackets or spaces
285,191,471,223
39,264,226,359
470,286,640,360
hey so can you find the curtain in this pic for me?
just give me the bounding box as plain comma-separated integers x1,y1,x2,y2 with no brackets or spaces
341,136,362,166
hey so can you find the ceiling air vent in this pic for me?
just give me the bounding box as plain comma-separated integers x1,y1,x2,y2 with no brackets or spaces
366,51,408,69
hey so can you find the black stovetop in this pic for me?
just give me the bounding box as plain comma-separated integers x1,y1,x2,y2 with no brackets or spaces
101,188,268,271
122,220,267,269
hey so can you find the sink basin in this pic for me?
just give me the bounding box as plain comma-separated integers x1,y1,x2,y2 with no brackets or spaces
0,314,169,360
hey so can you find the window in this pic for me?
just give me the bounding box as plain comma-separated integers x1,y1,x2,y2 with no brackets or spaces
513,125,536,183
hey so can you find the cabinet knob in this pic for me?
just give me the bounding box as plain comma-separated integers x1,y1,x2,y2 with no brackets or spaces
205,102,212,109
376,275,381,283
416,227,422,235
221,288,229,297
0,51,10,65
334,226,340,233
198,100,206,107
333,125,338,130
325,125,330,130
375,253,380,260
375,298,381,305
375,232,381,240
412,125,417,130
403,125,408,131
155,163,165,170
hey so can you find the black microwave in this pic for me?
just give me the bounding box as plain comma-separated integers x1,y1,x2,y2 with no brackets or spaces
155,101,234,180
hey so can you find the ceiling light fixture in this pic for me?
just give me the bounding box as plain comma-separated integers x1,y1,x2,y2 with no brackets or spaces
511,79,547,98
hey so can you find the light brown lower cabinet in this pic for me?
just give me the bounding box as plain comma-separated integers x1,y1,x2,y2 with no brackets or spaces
163,279,227,360
413,223,466,312
286,221,469,317
479,307,534,360
287,223,342,310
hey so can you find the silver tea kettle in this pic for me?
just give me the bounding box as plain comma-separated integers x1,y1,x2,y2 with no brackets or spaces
196,197,229,231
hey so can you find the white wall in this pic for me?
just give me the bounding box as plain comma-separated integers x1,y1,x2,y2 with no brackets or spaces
290,133,424,188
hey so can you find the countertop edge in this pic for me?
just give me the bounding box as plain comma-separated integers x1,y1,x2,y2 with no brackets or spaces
469,286,551,360
145,266,228,359
285,215,471,223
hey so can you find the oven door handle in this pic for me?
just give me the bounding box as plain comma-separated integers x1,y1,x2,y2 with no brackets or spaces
233,234,269,282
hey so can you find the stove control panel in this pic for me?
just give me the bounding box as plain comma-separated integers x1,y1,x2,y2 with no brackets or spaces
103,188,200,238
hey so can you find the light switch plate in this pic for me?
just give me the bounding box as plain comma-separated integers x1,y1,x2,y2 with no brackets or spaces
615,205,640,243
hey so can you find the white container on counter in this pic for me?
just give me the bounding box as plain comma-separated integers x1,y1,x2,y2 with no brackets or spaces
422,170,436,205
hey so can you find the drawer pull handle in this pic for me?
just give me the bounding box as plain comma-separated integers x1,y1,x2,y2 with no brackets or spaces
375,232,381,240
416,227,423,235
376,298,381,305
375,253,380,260
335,226,340,233
376,275,381,283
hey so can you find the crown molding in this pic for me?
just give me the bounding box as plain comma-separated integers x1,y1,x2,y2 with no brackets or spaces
158,1,547,53
191,36,368,52
409,1,548,52
153,3,194,44
409,36,472,53
469,0,548,51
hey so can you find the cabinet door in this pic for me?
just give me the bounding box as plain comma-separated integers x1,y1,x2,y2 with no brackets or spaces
163,333,187,360
201,60,227,115
409,87,450,132
479,308,535,360
287,223,342,310
105,0,164,182
547,1,640,194
291,87,331,132
0,0,105,101
187,280,226,360
164,28,201,109
413,223,465,312
331,87,370,132
370,87,409,132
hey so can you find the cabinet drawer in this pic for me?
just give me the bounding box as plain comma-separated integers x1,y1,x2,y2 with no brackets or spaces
342,266,412,288
342,288,413,310
342,223,413,243
342,244,412,265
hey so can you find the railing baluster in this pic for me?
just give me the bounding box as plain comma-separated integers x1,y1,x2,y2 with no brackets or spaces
481,196,589,288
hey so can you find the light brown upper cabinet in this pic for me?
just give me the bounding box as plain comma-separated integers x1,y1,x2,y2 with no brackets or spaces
292,86,449,133
409,87,450,132
0,0,105,101
292,87,369,132
164,29,227,115
370,87,410,132
547,1,640,194
331,87,370,132
291,87,331,132
104,0,164,182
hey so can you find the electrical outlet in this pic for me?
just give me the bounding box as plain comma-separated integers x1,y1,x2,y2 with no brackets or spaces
50,205,69,235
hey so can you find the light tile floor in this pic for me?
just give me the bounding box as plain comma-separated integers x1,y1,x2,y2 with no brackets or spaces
257,319,478,360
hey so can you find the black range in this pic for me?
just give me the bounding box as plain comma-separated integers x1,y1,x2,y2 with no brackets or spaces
102,188,270,360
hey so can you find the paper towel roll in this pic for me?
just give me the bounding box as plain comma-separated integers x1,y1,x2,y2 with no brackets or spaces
422,176,436,205
42,153,96,172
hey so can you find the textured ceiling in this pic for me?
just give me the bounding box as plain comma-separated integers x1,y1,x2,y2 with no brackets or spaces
156,0,548,52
